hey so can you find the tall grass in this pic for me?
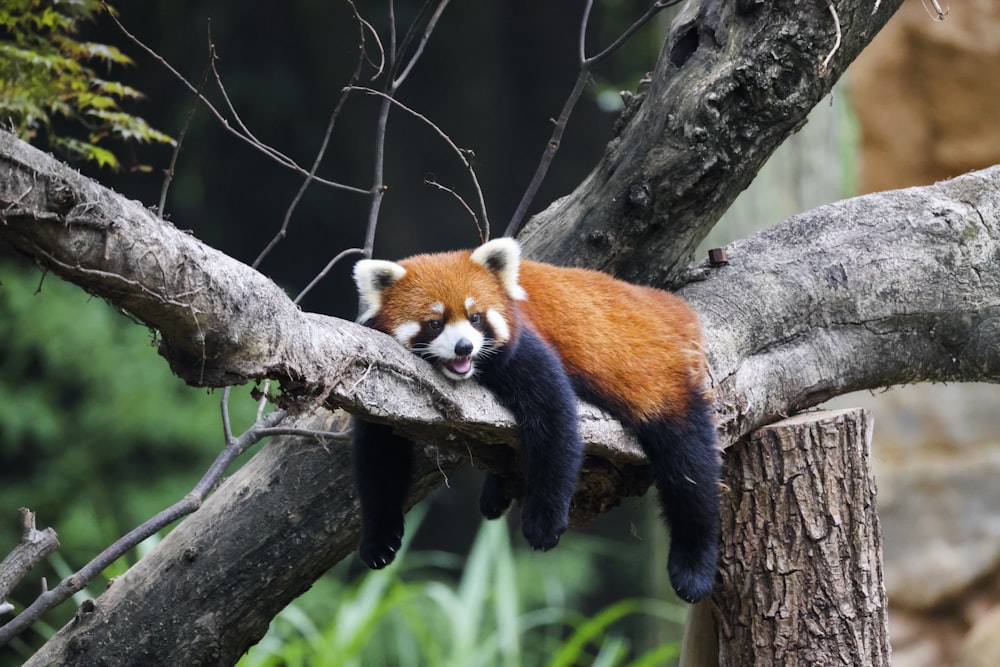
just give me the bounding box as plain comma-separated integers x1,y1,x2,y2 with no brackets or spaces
239,509,685,667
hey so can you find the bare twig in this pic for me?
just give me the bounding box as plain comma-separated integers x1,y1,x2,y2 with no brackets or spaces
220,386,234,443
819,1,843,76
0,410,290,646
362,0,455,257
920,0,948,20
424,174,485,243
505,0,681,238
157,38,214,217
294,247,365,305
392,0,451,88
0,509,59,615
252,0,372,270
349,86,491,239
103,5,368,196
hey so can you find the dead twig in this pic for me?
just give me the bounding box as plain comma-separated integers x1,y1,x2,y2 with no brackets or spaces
505,0,682,238
0,409,299,646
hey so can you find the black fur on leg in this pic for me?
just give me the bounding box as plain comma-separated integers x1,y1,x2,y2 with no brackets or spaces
631,390,721,603
479,472,513,520
480,326,584,552
351,418,414,569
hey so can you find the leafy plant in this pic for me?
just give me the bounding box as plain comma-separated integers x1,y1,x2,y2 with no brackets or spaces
0,0,174,168
239,510,685,667
0,261,258,568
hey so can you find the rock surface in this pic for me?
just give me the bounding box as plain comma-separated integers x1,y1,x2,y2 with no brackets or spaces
848,4,1000,664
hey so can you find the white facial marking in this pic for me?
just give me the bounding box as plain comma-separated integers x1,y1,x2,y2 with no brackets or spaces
431,302,445,315
392,321,421,347
353,259,406,322
429,321,484,380
485,308,510,343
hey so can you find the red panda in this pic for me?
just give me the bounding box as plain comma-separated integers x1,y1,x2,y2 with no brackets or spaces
352,237,720,603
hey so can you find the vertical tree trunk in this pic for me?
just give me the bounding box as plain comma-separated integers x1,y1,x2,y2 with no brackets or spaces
702,409,890,666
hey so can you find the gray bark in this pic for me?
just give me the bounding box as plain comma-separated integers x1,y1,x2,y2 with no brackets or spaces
1,0,992,663
713,409,890,666
521,0,905,285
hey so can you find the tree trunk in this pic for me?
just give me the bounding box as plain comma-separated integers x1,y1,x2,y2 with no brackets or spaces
21,411,465,667
711,409,890,666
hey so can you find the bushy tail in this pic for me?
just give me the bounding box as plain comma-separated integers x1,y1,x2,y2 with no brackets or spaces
633,390,721,603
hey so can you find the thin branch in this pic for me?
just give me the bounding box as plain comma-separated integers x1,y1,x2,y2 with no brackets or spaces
362,93,392,257
362,0,456,257
505,0,680,238
103,6,368,196
349,86,490,239
0,509,59,609
584,0,682,66
819,1,843,76
920,0,948,20
0,409,288,647
294,247,365,305
157,43,213,217
504,71,590,238
220,386,234,444
424,174,485,243
251,0,371,270
393,0,451,88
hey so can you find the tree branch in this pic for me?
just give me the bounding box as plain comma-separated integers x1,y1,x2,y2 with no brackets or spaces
0,509,59,614
3,129,998,456
518,0,907,285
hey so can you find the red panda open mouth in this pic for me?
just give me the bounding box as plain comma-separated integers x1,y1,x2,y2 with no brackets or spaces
446,356,473,376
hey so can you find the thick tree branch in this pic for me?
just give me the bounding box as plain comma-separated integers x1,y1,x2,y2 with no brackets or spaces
0,0,980,660
519,0,906,286
3,130,998,458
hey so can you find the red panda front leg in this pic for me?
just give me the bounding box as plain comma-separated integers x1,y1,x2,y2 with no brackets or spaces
351,418,415,569
479,326,583,550
479,472,513,520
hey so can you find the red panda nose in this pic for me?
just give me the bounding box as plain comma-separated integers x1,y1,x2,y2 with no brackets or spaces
454,338,474,357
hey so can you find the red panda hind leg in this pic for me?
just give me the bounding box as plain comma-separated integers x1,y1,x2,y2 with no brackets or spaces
631,390,721,603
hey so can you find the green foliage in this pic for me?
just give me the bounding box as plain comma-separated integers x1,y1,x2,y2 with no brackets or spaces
239,512,685,667
0,261,258,568
0,0,174,169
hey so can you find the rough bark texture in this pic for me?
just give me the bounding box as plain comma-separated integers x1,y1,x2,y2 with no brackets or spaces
713,409,890,666
3,139,999,667
520,0,905,285
22,411,463,667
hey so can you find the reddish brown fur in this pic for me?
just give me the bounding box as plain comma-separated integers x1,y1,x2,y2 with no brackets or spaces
373,249,707,423
518,261,706,423
374,251,517,337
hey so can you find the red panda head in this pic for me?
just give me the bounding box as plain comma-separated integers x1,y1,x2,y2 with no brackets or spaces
353,238,527,381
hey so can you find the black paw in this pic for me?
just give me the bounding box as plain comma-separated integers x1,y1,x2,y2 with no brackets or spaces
479,474,513,520
667,540,718,603
519,496,567,551
359,524,403,570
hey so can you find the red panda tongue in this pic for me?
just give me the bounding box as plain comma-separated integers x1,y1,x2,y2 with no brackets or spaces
448,357,472,375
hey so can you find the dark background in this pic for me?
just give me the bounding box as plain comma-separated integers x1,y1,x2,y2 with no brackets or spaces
78,0,665,319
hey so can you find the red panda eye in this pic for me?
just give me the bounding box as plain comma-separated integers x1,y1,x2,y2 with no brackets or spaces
469,312,482,328
428,319,443,331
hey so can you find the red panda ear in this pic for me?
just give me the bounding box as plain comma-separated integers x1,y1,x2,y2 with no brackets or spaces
353,259,406,322
470,238,527,300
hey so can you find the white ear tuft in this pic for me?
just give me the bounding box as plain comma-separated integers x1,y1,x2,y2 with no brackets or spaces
469,238,527,300
353,259,407,322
